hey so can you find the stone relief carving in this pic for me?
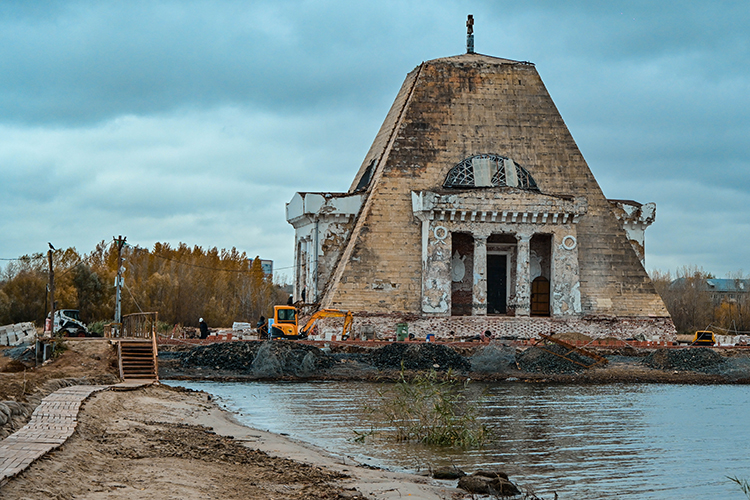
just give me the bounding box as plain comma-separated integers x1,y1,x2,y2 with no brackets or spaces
451,251,466,282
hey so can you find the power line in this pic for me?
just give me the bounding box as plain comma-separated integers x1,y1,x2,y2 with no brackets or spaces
148,252,259,273
123,282,144,313
711,325,750,335
3,241,284,273
0,255,46,261
57,260,84,277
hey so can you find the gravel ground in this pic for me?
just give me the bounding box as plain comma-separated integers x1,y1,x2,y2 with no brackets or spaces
643,347,726,373
516,344,601,374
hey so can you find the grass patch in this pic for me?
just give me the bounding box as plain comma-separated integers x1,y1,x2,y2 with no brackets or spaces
359,369,488,447
87,320,107,336
728,476,750,498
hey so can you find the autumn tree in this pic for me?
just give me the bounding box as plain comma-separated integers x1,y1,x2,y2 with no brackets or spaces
1,242,283,329
651,267,750,334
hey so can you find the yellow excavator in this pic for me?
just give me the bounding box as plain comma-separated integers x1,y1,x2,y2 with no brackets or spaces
267,305,353,340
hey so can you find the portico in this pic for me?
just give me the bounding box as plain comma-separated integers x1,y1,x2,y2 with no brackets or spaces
412,189,586,319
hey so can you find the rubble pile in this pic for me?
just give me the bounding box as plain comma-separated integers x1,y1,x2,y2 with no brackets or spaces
516,344,596,374
643,347,726,373
180,342,258,371
180,341,335,377
370,343,470,371
3,343,36,365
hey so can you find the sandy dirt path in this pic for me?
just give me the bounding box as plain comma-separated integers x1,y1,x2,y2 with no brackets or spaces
1,384,463,500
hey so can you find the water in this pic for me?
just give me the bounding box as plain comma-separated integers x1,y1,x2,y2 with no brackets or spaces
164,380,750,499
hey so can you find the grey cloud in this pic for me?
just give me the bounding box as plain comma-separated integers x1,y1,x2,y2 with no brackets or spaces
1,0,748,278
0,1,457,126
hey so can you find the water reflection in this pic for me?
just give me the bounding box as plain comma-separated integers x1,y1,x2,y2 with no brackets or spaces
165,380,750,499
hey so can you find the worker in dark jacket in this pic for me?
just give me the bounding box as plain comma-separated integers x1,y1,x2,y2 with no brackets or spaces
256,316,267,340
199,318,209,339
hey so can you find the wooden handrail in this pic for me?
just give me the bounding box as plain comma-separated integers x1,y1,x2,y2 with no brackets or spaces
151,312,159,381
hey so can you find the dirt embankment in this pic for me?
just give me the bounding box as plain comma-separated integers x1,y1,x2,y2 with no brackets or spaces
0,340,119,400
1,385,358,499
0,340,462,499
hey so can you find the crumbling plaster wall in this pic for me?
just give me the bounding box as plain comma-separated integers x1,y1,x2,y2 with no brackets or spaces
286,192,362,302
413,189,585,317
608,200,655,265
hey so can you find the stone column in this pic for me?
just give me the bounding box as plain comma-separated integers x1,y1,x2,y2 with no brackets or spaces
515,234,531,316
304,237,313,302
552,231,582,315
472,235,488,316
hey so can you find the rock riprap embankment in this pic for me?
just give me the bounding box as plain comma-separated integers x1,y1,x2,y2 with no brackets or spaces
165,340,750,382
370,343,470,371
180,341,335,377
516,344,599,374
643,347,726,373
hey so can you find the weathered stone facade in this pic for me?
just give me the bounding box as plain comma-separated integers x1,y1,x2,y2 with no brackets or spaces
286,192,363,303
287,52,675,340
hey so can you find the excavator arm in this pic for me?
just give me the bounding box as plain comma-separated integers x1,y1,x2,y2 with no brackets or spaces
300,309,353,340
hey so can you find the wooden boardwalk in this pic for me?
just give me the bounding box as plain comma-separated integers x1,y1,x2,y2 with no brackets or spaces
0,382,151,485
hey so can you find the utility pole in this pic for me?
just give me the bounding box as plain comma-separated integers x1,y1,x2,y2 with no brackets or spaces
114,236,127,330
48,247,55,334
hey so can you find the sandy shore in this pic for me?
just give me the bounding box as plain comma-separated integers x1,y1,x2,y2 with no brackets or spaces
1,383,464,499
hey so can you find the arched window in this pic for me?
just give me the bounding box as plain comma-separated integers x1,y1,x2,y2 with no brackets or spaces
443,154,539,191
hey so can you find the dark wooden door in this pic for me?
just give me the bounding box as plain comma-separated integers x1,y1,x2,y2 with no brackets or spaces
531,276,550,316
487,254,507,314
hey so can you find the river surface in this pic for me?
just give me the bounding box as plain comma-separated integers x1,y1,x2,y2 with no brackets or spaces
164,380,750,499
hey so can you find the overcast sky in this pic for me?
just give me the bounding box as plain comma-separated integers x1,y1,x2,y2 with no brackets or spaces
1,0,748,281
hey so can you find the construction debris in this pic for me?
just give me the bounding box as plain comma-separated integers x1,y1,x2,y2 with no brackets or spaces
643,347,726,373
370,343,470,371
180,341,335,377
469,343,516,373
0,323,35,346
516,344,599,374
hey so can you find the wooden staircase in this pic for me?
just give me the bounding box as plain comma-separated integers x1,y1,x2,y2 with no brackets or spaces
118,340,158,381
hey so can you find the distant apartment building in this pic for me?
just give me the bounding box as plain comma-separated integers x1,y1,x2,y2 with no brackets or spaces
671,278,750,305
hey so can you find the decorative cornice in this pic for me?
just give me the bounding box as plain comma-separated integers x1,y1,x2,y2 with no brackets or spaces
411,190,587,225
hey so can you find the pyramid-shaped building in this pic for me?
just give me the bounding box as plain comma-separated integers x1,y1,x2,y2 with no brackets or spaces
287,49,675,340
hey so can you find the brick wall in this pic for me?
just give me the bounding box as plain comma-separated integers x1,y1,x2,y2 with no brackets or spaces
311,314,676,342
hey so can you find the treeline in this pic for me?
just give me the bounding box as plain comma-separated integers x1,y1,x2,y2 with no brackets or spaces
0,242,286,328
651,267,749,334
